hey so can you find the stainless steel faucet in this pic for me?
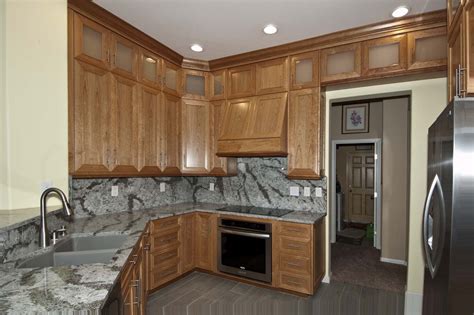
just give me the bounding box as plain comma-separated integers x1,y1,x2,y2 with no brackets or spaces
39,188,73,248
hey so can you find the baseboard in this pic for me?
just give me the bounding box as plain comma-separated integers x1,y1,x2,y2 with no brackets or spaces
380,257,408,266
404,290,423,315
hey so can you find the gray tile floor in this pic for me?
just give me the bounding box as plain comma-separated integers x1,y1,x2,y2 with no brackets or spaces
147,272,404,315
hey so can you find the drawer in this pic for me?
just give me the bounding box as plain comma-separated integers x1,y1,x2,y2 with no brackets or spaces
150,227,180,251
280,254,311,275
279,236,311,256
279,272,312,294
150,246,179,269
151,263,180,288
151,216,180,233
279,222,311,239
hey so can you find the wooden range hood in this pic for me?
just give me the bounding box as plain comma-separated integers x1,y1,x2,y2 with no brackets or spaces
217,92,288,157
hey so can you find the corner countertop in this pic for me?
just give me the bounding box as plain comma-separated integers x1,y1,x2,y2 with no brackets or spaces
0,203,325,313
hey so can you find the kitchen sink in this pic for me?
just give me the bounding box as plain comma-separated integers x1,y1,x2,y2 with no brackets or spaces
17,234,128,269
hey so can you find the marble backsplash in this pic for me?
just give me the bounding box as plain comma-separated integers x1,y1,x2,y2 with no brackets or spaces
70,158,326,217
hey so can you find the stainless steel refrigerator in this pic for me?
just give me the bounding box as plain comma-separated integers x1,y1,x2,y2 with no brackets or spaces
422,99,474,315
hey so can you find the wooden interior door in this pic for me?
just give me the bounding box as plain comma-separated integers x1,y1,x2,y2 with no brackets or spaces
347,152,375,223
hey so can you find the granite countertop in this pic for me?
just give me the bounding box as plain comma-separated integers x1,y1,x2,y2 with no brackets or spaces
0,202,325,313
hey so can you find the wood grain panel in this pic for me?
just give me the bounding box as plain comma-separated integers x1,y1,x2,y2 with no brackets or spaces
181,213,195,273
210,69,226,100
161,92,181,175
210,101,237,176
256,57,289,95
195,213,217,271
227,64,256,98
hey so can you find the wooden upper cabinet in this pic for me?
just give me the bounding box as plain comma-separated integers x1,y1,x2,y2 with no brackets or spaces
210,101,237,176
182,70,209,100
448,16,463,101
320,43,361,83
219,97,253,141
161,92,181,175
288,88,324,179
72,60,112,175
210,70,226,100
73,12,110,69
162,61,181,97
465,1,474,96
256,57,289,95
448,0,464,30
138,86,162,175
290,51,319,90
227,64,256,98
139,49,162,89
109,75,140,174
407,28,447,70
362,35,407,76
249,93,288,141
110,34,139,80
181,99,211,174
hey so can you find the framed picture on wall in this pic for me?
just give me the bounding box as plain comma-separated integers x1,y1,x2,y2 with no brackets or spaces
342,103,369,134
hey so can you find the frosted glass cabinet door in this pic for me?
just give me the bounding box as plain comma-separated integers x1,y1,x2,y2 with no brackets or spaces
210,70,226,100
320,43,361,82
139,49,162,88
183,70,208,99
290,51,319,89
408,28,447,70
163,61,181,96
110,35,138,80
73,13,110,69
362,35,407,76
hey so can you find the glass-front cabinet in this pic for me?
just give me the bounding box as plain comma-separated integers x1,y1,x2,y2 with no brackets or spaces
290,51,319,90
162,61,181,96
182,70,208,100
320,43,361,83
407,28,447,70
362,35,407,76
139,49,162,89
110,35,138,80
210,70,226,100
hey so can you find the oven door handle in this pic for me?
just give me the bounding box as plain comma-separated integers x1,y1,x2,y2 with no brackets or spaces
219,228,270,239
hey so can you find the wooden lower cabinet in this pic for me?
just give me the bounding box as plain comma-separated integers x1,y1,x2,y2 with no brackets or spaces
195,212,217,271
181,213,196,273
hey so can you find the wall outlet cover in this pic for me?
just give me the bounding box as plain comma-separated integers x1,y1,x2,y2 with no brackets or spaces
111,185,119,197
209,183,215,191
290,186,300,197
315,187,323,197
160,182,166,192
304,187,311,197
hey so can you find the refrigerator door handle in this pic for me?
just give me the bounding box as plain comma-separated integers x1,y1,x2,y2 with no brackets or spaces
422,174,446,279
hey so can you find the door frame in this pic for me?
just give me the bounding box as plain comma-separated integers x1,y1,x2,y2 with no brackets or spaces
330,138,382,249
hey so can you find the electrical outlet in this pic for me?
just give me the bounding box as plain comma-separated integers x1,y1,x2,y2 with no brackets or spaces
160,182,166,192
209,183,215,191
304,187,311,197
111,185,119,197
315,187,323,197
40,180,53,193
290,186,300,197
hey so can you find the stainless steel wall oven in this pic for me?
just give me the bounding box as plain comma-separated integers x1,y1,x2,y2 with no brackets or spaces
217,218,272,283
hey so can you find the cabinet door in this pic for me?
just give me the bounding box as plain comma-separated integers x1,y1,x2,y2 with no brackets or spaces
182,70,209,100
72,60,112,175
162,61,181,97
139,49,162,89
448,17,463,101
288,88,324,179
110,75,139,174
320,43,361,82
465,1,474,95
227,64,256,98
161,93,181,175
181,213,195,273
110,34,139,80
362,35,407,76
210,101,237,176
181,99,211,174
219,98,253,141
248,93,288,141
256,57,289,95
138,86,162,175
290,51,319,90
73,12,110,69
448,0,464,30
210,70,226,100
195,213,216,271
407,28,447,70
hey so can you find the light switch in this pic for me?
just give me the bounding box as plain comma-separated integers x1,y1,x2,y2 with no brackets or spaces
315,187,323,197
290,186,300,197
304,187,311,197
111,185,119,197
160,182,166,192
209,183,215,191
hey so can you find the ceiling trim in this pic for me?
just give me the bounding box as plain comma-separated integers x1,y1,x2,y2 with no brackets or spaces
209,10,447,70
68,0,183,66
181,58,210,71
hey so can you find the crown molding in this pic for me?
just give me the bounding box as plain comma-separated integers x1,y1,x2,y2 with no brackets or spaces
181,58,210,71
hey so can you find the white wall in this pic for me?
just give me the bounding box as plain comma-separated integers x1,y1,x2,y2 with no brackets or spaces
325,78,447,296
0,0,7,209
1,0,68,210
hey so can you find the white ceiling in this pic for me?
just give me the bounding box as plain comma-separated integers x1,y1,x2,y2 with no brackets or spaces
93,0,446,61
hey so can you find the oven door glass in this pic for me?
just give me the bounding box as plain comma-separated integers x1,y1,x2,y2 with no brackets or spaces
221,231,267,274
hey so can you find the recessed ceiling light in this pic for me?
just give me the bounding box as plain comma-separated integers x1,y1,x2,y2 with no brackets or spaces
263,24,278,35
190,44,203,52
392,6,410,18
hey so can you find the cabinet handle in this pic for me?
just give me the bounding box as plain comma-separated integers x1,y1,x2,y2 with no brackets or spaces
129,254,138,265
144,244,151,251
106,50,110,63
113,53,116,66
459,65,467,97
